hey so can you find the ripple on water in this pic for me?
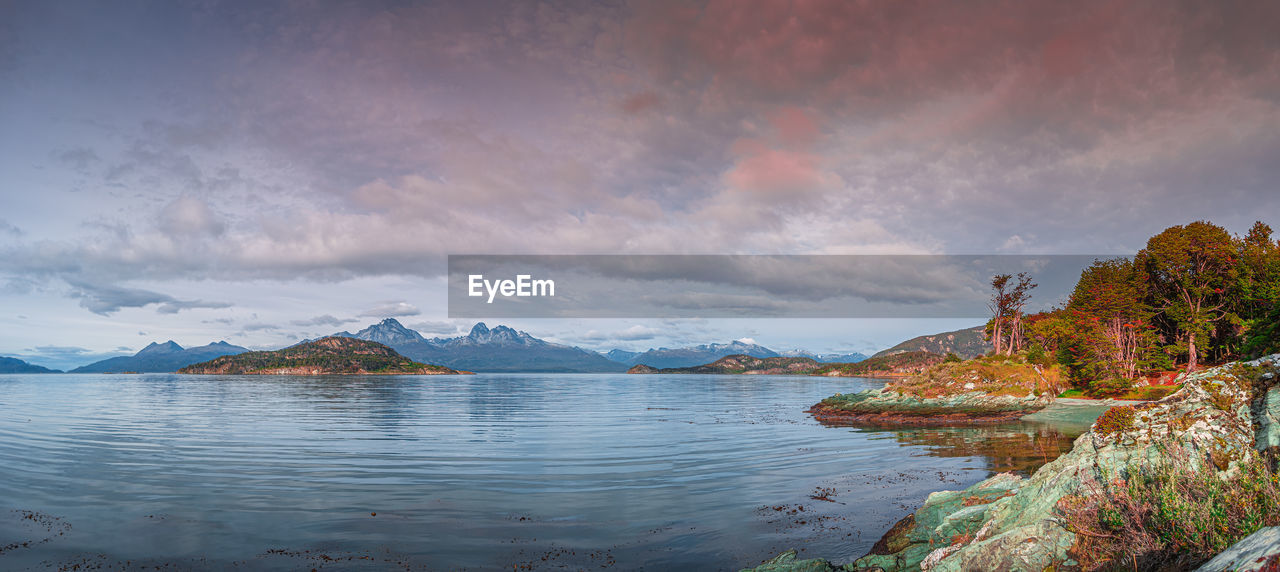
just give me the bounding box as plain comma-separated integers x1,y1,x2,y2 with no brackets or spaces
0,373,1086,569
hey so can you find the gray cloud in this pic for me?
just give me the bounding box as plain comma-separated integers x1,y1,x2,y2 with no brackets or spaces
68,281,230,316
0,220,21,238
574,325,662,343
51,147,100,171
358,302,420,318
290,314,358,327
1,1,1278,352
405,320,472,337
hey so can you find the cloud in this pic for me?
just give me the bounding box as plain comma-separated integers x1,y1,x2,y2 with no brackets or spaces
576,325,662,343
68,281,230,315
156,299,232,314
290,314,357,327
406,320,471,336
159,195,225,237
0,219,21,237
2,0,1279,321
358,302,420,318
51,147,100,171
620,91,661,114
30,345,96,356
723,140,832,198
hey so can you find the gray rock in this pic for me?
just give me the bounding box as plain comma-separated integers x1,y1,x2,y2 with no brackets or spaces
1194,526,1280,571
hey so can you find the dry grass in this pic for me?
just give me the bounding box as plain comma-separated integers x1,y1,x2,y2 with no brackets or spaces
886,355,1065,399
1056,444,1280,571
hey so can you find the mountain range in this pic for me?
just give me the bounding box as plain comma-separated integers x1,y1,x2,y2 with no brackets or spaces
0,356,61,373
605,340,781,369
870,326,991,359
70,341,249,373
333,320,628,373
14,319,972,374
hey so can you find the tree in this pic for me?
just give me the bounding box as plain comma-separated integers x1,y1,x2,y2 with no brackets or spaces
1238,221,1280,357
1136,221,1238,371
987,274,1011,356
1005,272,1037,355
1066,258,1154,379
986,272,1036,356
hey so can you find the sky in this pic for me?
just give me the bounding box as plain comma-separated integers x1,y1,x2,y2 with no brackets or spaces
2,0,1279,370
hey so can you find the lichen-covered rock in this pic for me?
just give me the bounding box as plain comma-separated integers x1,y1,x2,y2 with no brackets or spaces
810,388,1053,426
1194,526,1280,571
810,360,1064,426
739,550,844,572
1253,357,1280,453
748,356,1280,571
849,355,1279,571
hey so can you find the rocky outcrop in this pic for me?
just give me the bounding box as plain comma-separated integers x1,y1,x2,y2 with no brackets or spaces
626,355,823,375
748,355,1280,572
811,352,944,377
1195,527,1280,571
179,337,469,375
809,388,1052,426
740,551,841,572
810,359,1064,426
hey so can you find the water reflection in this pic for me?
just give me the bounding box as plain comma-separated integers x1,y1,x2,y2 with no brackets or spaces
0,373,1092,570
859,422,1084,476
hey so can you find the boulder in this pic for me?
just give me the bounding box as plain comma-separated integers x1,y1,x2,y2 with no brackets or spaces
1194,526,1280,571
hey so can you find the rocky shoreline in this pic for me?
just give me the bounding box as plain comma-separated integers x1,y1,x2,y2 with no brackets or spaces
807,359,1061,427
745,355,1280,571
808,388,1052,426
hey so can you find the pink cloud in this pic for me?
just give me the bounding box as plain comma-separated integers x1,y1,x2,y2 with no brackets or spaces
724,138,827,196
621,91,661,114
769,107,819,147
626,0,1280,136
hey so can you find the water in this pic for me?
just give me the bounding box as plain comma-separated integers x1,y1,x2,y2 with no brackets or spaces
0,373,1087,570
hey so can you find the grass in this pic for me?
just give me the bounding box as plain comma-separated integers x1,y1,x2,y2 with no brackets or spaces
884,355,1064,399
1057,384,1181,401
1056,445,1280,571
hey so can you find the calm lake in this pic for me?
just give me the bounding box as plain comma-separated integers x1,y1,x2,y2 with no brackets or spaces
0,374,1090,570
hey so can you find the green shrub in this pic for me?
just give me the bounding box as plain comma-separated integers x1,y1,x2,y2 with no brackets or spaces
1058,446,1280,570
1087,377,1134,398
1132,385,1176,401
1095,406,1136,436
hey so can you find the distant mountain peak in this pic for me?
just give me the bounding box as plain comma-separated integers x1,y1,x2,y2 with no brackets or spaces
351,317,425,346
464,323,535,345
330,320,625,373
70,340,247,373
871,325,990,359
138,341,183,355
0,356,60,373
609,339,780,369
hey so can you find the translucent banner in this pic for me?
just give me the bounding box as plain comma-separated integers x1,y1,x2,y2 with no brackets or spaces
447,254,1125,318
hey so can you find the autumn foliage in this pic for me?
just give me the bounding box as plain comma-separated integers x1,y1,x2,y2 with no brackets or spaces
999,220,1280,395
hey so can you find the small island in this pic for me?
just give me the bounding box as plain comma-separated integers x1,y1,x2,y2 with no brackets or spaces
627,355,823,375
178,337,471,375
625,352,949,377
808,355,1062,425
